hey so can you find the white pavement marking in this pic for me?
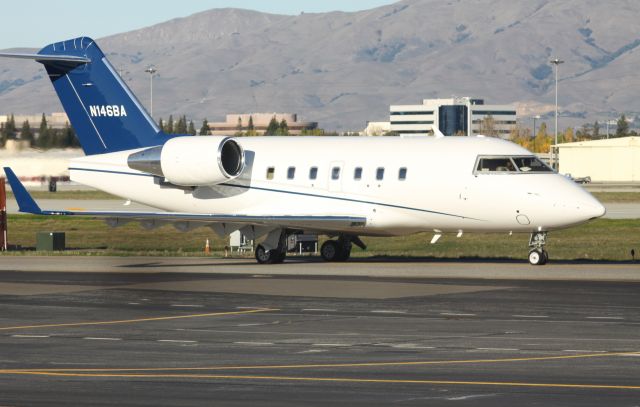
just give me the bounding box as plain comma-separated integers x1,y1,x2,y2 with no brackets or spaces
11,334,50,338
512,315,549,318
83,337,122,341
586,316,624,320
234,341,274,346
475,347,519,351
391,344,435,349
302,309,337,312
562,349,606,353
157,339,197,344
128,302,140,305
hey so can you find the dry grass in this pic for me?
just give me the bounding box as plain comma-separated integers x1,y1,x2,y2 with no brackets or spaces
2,215,639,262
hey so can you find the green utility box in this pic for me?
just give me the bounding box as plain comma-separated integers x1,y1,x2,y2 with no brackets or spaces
36,232,65,251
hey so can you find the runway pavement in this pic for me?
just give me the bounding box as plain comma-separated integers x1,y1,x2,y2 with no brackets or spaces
0,258,639,406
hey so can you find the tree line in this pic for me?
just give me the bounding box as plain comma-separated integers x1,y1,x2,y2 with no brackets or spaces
479,113,637,154
0,114,80,149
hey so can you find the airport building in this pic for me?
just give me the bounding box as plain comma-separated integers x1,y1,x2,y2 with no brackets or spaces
389,97,517,137
557,136,640,182
0,112,70,129
207,113,317,136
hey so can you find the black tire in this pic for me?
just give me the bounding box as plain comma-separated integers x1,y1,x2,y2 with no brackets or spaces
320,240,341,262
540,250,549,265
336,245,352,261
273,250,287,264
255,244,275,264
528,249,545,266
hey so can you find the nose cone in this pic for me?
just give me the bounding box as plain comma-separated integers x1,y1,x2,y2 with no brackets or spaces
578,198,606,220
559,183,606,224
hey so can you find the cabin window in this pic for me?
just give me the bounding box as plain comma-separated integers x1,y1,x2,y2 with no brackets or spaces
266,167,275,180
398,167,407,180
512,156,553,173
354,167,363,180
475,156,553,174
331,167,341,180
476,157,517,173
287,166,296,179
309,167,318,180
376,167,385,180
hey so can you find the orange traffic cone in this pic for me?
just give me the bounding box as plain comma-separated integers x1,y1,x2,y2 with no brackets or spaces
204,239,210,255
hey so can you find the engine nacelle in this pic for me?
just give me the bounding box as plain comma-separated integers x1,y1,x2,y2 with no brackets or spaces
127,136,245,186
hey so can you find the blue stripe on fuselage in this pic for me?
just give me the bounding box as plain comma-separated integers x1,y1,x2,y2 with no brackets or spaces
68,166,484,221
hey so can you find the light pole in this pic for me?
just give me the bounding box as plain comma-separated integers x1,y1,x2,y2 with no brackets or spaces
550,58,564,169
144,66,157,117
532,114,540,152
605,119,616,139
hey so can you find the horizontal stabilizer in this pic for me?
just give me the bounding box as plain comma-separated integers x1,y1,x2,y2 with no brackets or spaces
3,167,42,214
0,52,90,63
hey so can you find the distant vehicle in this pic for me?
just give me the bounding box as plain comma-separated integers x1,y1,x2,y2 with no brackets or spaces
564,174,592,184
0,37,606,266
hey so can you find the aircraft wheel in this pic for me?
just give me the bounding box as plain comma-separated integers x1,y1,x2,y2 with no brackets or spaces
320,240,341,262
528,249,546,266
255,244,276,264
273,250,287,264
336,245,352,261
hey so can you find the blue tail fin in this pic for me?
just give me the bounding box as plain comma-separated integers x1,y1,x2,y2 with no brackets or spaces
35,37,172,155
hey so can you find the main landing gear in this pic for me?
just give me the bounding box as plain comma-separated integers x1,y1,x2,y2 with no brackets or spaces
320,235,366,262
255,230,287,264
528,231,548,266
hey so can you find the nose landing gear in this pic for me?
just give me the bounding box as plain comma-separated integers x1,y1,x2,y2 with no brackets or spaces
528,231,548,266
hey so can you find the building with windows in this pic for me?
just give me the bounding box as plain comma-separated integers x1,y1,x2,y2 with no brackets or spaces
207,113,317,136
389,97,517,137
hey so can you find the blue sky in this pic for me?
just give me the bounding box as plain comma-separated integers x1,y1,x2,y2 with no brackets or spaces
1,0,397,49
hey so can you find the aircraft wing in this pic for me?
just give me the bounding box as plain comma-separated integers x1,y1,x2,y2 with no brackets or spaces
3,167,366,231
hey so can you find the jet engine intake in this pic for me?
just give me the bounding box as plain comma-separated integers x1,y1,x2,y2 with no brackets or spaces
127,136,245,186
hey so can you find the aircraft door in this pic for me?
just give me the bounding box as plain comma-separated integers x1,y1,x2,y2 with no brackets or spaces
328,161,344,193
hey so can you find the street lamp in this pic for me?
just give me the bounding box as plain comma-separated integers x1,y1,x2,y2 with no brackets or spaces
532,114,541,152
605,119,616,139
533,114,541,137
144,66,157,117
550,58,564,169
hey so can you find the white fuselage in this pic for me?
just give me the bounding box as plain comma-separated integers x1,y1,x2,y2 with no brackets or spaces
69,136,605,236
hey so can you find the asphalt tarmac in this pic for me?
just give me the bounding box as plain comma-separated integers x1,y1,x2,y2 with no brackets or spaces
0,258,639,406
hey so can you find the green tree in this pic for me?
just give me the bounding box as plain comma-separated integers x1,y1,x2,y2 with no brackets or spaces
2,114,17,141
188,120,196,136
158,118,165,132
277,119,289,135
0,123,6,147
478,115,498,137
265,116,279,136
593,120,600,139
247,116,254,132
20,120,34,145
37,113,51,148
199,119,210,135
174,115,187,134
616,114,629,138
61,122,79,147
166,115,174,134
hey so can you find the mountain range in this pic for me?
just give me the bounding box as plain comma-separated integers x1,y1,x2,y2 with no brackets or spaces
1,0,639,131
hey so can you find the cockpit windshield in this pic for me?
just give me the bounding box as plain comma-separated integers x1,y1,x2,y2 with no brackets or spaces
475,156,553,174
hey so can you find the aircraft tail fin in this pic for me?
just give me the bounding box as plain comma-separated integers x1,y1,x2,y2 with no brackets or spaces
0,37,173,155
